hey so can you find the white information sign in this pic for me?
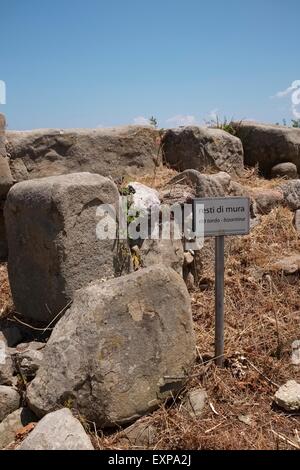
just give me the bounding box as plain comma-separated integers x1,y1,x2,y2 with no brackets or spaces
193,197,250,237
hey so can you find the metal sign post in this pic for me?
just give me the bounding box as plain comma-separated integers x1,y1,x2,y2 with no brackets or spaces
215,235,225,367
192,197,250,368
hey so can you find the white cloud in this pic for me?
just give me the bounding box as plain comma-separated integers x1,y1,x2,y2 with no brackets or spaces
166,114,198,127
275,80,300,98
273,80,300,119
133,116,151,126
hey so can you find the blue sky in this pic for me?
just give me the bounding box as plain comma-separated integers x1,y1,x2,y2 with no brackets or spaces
0,0,299,129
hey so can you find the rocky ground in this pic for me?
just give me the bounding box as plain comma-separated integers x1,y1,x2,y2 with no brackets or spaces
1,166,300,450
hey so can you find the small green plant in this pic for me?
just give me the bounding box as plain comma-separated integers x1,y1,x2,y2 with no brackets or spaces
291,119,300,128
149,116,158,128
206,115,240,136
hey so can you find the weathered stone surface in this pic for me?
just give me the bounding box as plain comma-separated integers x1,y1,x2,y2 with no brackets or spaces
0,205,7,260
250,188,284,214
5,172,130,324
162,127,244,176
0,408,37,449
127,182,160,214
6,126,159,182
26,265,196,427
0,114,13,198
279,180,300,210
0,386,20,422
233,121,300,176
0,332,14,385
271,162,298,179
182,388,208,418
140,239,184,275
291,340,300,366
17,408,94,450
272,254,300,274
294,210,300,232
168,170,231,197
160,183,195,206
12,342,45,379
274,380,300,411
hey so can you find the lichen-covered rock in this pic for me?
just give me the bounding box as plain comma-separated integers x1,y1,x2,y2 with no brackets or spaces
26,265,196,427
278,179,300,210
274,380,300,411
6,126,159,183
12,342,45,379
162,127,244,176
17,408,94,450
5,172,130,324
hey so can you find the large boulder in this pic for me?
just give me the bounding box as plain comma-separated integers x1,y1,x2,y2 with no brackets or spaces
162,127,244,176
26,265,196,427
17,408,94,450
233,121,300,177
6,126,159,183
5,172,130,325
271,162,298,179
167,170,232,198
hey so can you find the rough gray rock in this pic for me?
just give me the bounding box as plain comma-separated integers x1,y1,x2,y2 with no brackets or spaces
0,332,14,385
26,265,196,427
272,254,300,275
274,380,300,411
294,210,300,232
0,408,37,449
182,388,208,418
279,180,300,210
12,342,45,379
168,170,231,198
127,182,160,214
17,408,94,450
0,386,20,422
6,126,159,183
5,172,130,324
0,205,7,260
139,238,184,276
271,162,298,179
0,114,13,198
162,127,244,176
233,121,300,176
291,340,300,366
250,188,284,214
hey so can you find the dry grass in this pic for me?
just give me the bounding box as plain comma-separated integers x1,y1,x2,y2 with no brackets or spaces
97,206,300,450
